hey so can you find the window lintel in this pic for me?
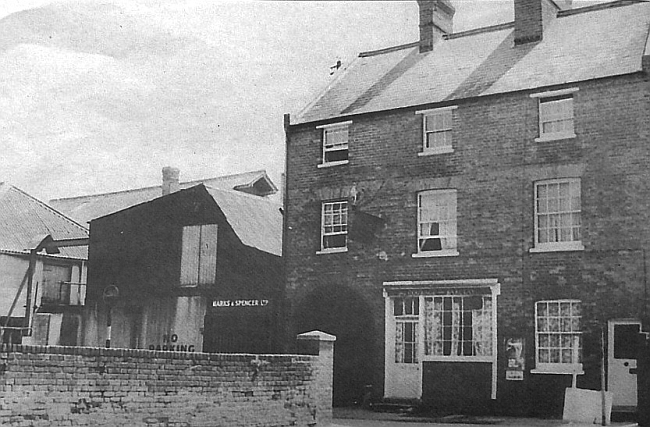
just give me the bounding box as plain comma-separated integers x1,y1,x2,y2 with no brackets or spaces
415,105,458,115
316,120,353,130
530,87,579,99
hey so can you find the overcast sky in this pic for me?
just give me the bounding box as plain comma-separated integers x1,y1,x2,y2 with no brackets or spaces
0,0,599,202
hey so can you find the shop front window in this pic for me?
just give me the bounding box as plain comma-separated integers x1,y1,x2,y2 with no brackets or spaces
423,294,493,359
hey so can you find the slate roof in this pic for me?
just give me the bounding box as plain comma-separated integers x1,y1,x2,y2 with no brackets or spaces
205,186,282,256
0,183,88,260
294,1,650,125
50,170,277,225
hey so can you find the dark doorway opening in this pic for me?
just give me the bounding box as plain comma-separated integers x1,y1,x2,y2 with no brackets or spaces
294,283,376,407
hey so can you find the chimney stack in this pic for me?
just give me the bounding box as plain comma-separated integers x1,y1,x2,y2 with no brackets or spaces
514,0,559,46
417,0,455,53
162,166,180,196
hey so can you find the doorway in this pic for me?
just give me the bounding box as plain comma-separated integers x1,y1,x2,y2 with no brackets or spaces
608,319,641,411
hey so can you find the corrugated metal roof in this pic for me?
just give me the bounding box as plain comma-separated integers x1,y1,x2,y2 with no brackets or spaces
205,186,282,256
0,182,88,259
50,170,276,225
295,1,650,124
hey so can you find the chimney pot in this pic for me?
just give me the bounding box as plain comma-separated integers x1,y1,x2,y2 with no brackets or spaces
417,0,455,53
162,166,180,196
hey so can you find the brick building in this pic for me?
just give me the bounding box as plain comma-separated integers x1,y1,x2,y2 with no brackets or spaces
283,0,650,417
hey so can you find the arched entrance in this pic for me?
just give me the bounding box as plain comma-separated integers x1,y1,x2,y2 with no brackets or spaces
294,283,376,406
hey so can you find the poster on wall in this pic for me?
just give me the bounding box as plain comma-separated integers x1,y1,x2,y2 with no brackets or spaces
505,337,525,381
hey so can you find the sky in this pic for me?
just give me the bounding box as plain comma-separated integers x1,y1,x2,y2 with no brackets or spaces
0,0,597,202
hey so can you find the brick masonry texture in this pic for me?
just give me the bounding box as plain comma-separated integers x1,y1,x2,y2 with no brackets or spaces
284,71,650,414
0,342,334,427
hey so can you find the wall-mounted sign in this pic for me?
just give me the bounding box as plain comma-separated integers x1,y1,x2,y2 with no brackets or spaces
212,299,270,308
505,337,525,381
148,333,196,352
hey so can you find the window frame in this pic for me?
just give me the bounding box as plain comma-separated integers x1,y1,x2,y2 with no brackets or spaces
532,299,583,375
413,189,459,258
531,178,584,253
416,106,457,156
530,88,578,142
316,121,352,168
422,293,494,362
393,297,420,364
317,200,348,254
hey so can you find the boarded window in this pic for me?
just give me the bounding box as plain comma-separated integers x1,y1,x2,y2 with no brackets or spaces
180,224,218,286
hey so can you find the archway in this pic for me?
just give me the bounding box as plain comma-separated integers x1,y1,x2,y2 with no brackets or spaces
294,282,376,406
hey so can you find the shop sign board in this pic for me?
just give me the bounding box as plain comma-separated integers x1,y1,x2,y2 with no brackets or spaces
212,299,271,309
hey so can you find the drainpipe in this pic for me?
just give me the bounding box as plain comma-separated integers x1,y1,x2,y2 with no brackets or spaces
601,327,608,426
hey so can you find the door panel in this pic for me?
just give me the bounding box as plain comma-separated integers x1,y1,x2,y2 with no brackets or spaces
385,361,421,399
608,320,640,409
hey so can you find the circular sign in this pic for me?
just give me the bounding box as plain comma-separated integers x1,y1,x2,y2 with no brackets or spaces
102,285,120,306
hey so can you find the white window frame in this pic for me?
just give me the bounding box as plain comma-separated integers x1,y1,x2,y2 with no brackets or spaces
317,200,348,254
422,293,494,362
393,297,419,364
532,299,583,375
531,178,584,253
413,189,458,258
416,106,457,155
317,121,351,168
531,88,578,142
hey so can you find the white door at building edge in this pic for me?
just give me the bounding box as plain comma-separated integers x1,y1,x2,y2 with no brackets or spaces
608,319,641,410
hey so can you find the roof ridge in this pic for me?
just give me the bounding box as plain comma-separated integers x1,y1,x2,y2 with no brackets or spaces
50,169,269,202
322,1,646,61
558,0,647,17
358,23,517,57
203,184,281,206
7,184,89,234
445,22,515,40
184,169,266,186
359,41,420,58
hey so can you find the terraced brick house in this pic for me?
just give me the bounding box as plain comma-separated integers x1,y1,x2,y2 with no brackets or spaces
283,0,650,417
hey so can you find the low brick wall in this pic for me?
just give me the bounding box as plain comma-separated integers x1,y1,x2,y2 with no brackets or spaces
0,334,334,427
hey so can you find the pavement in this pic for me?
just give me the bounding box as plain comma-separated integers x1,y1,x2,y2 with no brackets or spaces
331,407,639,427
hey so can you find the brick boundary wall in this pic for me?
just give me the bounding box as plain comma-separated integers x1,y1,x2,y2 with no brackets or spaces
0,332,335,427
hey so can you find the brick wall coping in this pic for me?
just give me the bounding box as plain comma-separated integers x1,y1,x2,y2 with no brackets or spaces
0,344,315,361
297,330,337,342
